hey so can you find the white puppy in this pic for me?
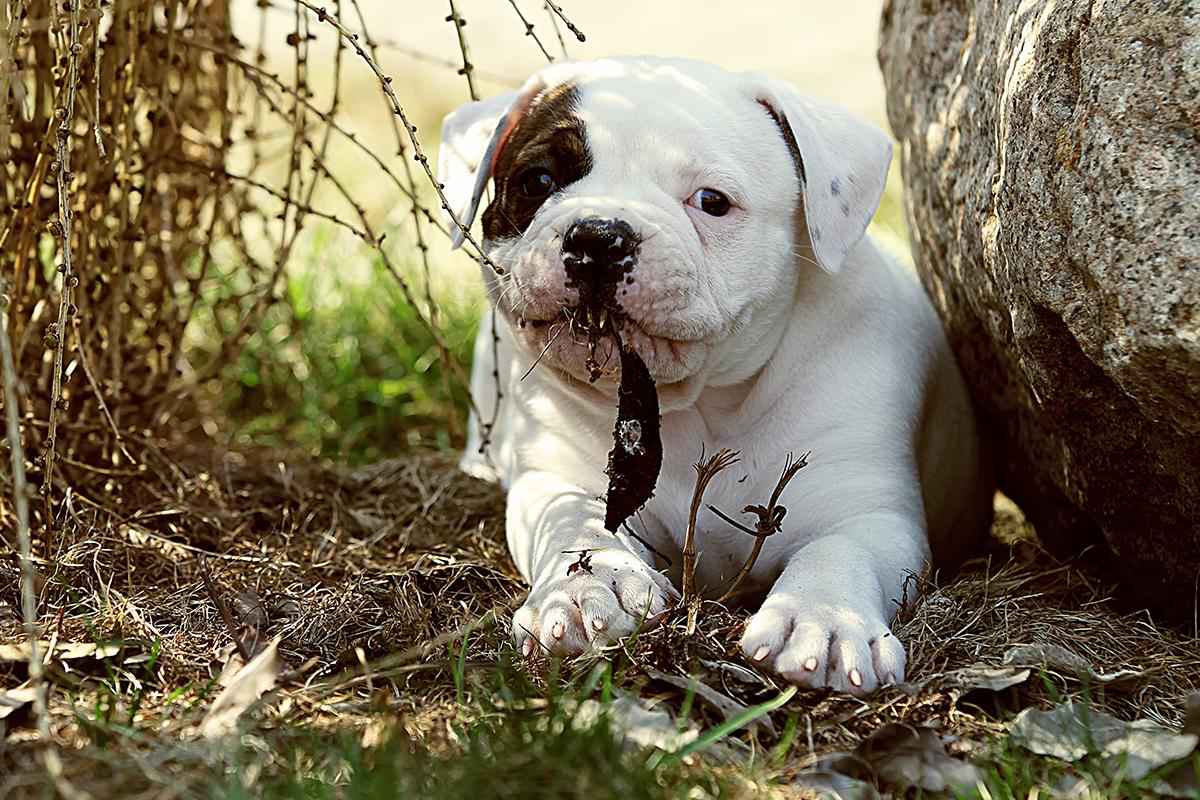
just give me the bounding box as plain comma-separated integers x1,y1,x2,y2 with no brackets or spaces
438,57,991,695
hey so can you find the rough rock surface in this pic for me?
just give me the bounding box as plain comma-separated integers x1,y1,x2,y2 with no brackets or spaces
879,0,1200,619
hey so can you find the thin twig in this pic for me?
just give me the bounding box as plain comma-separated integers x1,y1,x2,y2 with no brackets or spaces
544,0,586,42
543,0,570,59
715,451,810,603
446,0,479,100
0,282,48,757
74,332,134,465
682,447,740,632
42,0,84,521
506,0,554,61
294,0,504,275
444,0,506,457
1,278,85,797
199,560,253,663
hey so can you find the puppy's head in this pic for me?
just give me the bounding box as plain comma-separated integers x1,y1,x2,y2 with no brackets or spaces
438,57,891,405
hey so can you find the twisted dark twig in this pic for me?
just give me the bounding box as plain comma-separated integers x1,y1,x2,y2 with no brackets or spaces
713,451,810,603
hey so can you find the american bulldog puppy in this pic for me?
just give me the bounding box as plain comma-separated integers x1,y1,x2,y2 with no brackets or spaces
437,57,991,695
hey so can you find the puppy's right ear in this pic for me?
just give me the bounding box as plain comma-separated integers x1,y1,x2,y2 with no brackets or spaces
437,75,548,250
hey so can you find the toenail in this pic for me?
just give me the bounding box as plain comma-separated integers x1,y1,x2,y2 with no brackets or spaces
849,669,863,687
753,646,770,662
803,657,819,672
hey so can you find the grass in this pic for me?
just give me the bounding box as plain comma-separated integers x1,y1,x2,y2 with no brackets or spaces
199,225,482,463
210,663,741,800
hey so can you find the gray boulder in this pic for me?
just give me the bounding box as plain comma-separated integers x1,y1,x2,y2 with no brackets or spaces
879,0,1200,619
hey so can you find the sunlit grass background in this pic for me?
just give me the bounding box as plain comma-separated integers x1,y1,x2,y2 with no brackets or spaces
202,0,907,463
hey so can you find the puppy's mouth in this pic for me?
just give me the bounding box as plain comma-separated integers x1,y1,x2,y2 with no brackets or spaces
517,305,626,383
515,306,699,387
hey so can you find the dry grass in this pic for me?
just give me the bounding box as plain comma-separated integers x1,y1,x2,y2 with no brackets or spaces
1,434,1197,795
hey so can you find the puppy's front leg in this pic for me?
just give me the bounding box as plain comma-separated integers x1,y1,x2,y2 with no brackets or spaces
740,512,928,695
507,470,677,657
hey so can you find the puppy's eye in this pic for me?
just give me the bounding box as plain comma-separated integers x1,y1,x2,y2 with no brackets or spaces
519,168,557,198
688,188,731,217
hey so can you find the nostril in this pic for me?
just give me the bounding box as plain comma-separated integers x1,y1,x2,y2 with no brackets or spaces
561,217,638,266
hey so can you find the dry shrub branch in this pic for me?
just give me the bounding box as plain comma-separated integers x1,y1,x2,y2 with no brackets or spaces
2,0,576,537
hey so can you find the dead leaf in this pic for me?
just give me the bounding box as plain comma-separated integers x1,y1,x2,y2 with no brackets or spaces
1012,702,1131,761
1102,720,1199,780
1004,643,1150,687
645,666,775,736
0,641,123,663
896,664,1029,696
200,636,282,739
821,723,981,794
1012,700,1198,779
944,665,1031,693
859,723,981,793
699,659,771,689
0,685,37,721
570,694,697,753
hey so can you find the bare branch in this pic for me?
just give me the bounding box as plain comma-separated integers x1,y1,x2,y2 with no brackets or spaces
715,451,811,603
682,447,740,631
544,0,586,42
42,0,84,521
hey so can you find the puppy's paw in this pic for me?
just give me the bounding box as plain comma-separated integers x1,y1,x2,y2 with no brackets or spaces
512,548,677,657
740,601,905,696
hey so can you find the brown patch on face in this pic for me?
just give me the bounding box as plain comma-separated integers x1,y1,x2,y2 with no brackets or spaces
482,83,592,242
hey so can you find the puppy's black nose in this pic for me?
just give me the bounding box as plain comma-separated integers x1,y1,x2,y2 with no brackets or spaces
561,217,638,272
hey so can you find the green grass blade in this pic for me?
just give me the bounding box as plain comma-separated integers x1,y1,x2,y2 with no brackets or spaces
657,686,797,767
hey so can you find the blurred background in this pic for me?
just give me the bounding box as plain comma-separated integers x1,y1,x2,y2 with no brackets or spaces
219,0,905,462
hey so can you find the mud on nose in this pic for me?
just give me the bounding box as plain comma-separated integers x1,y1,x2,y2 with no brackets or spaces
560,216,638,278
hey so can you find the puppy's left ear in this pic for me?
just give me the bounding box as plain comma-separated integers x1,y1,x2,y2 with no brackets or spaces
437,74,549,249
749,77,893,274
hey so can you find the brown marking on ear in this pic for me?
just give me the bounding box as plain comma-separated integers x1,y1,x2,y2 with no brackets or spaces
482,83,593,242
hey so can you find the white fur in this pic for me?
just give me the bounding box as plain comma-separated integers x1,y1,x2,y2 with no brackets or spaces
439,57,990,695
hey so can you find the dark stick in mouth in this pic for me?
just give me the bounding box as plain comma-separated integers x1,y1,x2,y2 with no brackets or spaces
603,323,663,534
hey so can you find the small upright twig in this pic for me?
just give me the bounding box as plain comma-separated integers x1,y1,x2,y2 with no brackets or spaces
714,452,810,603
445,0,478,100
443,0,505,459
506,0,554,61
543,0,570,59
199,560,253,664
544,0,586,42
42,0,84,521
90,1,104,157
1,280,76,794
682,447,739,632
